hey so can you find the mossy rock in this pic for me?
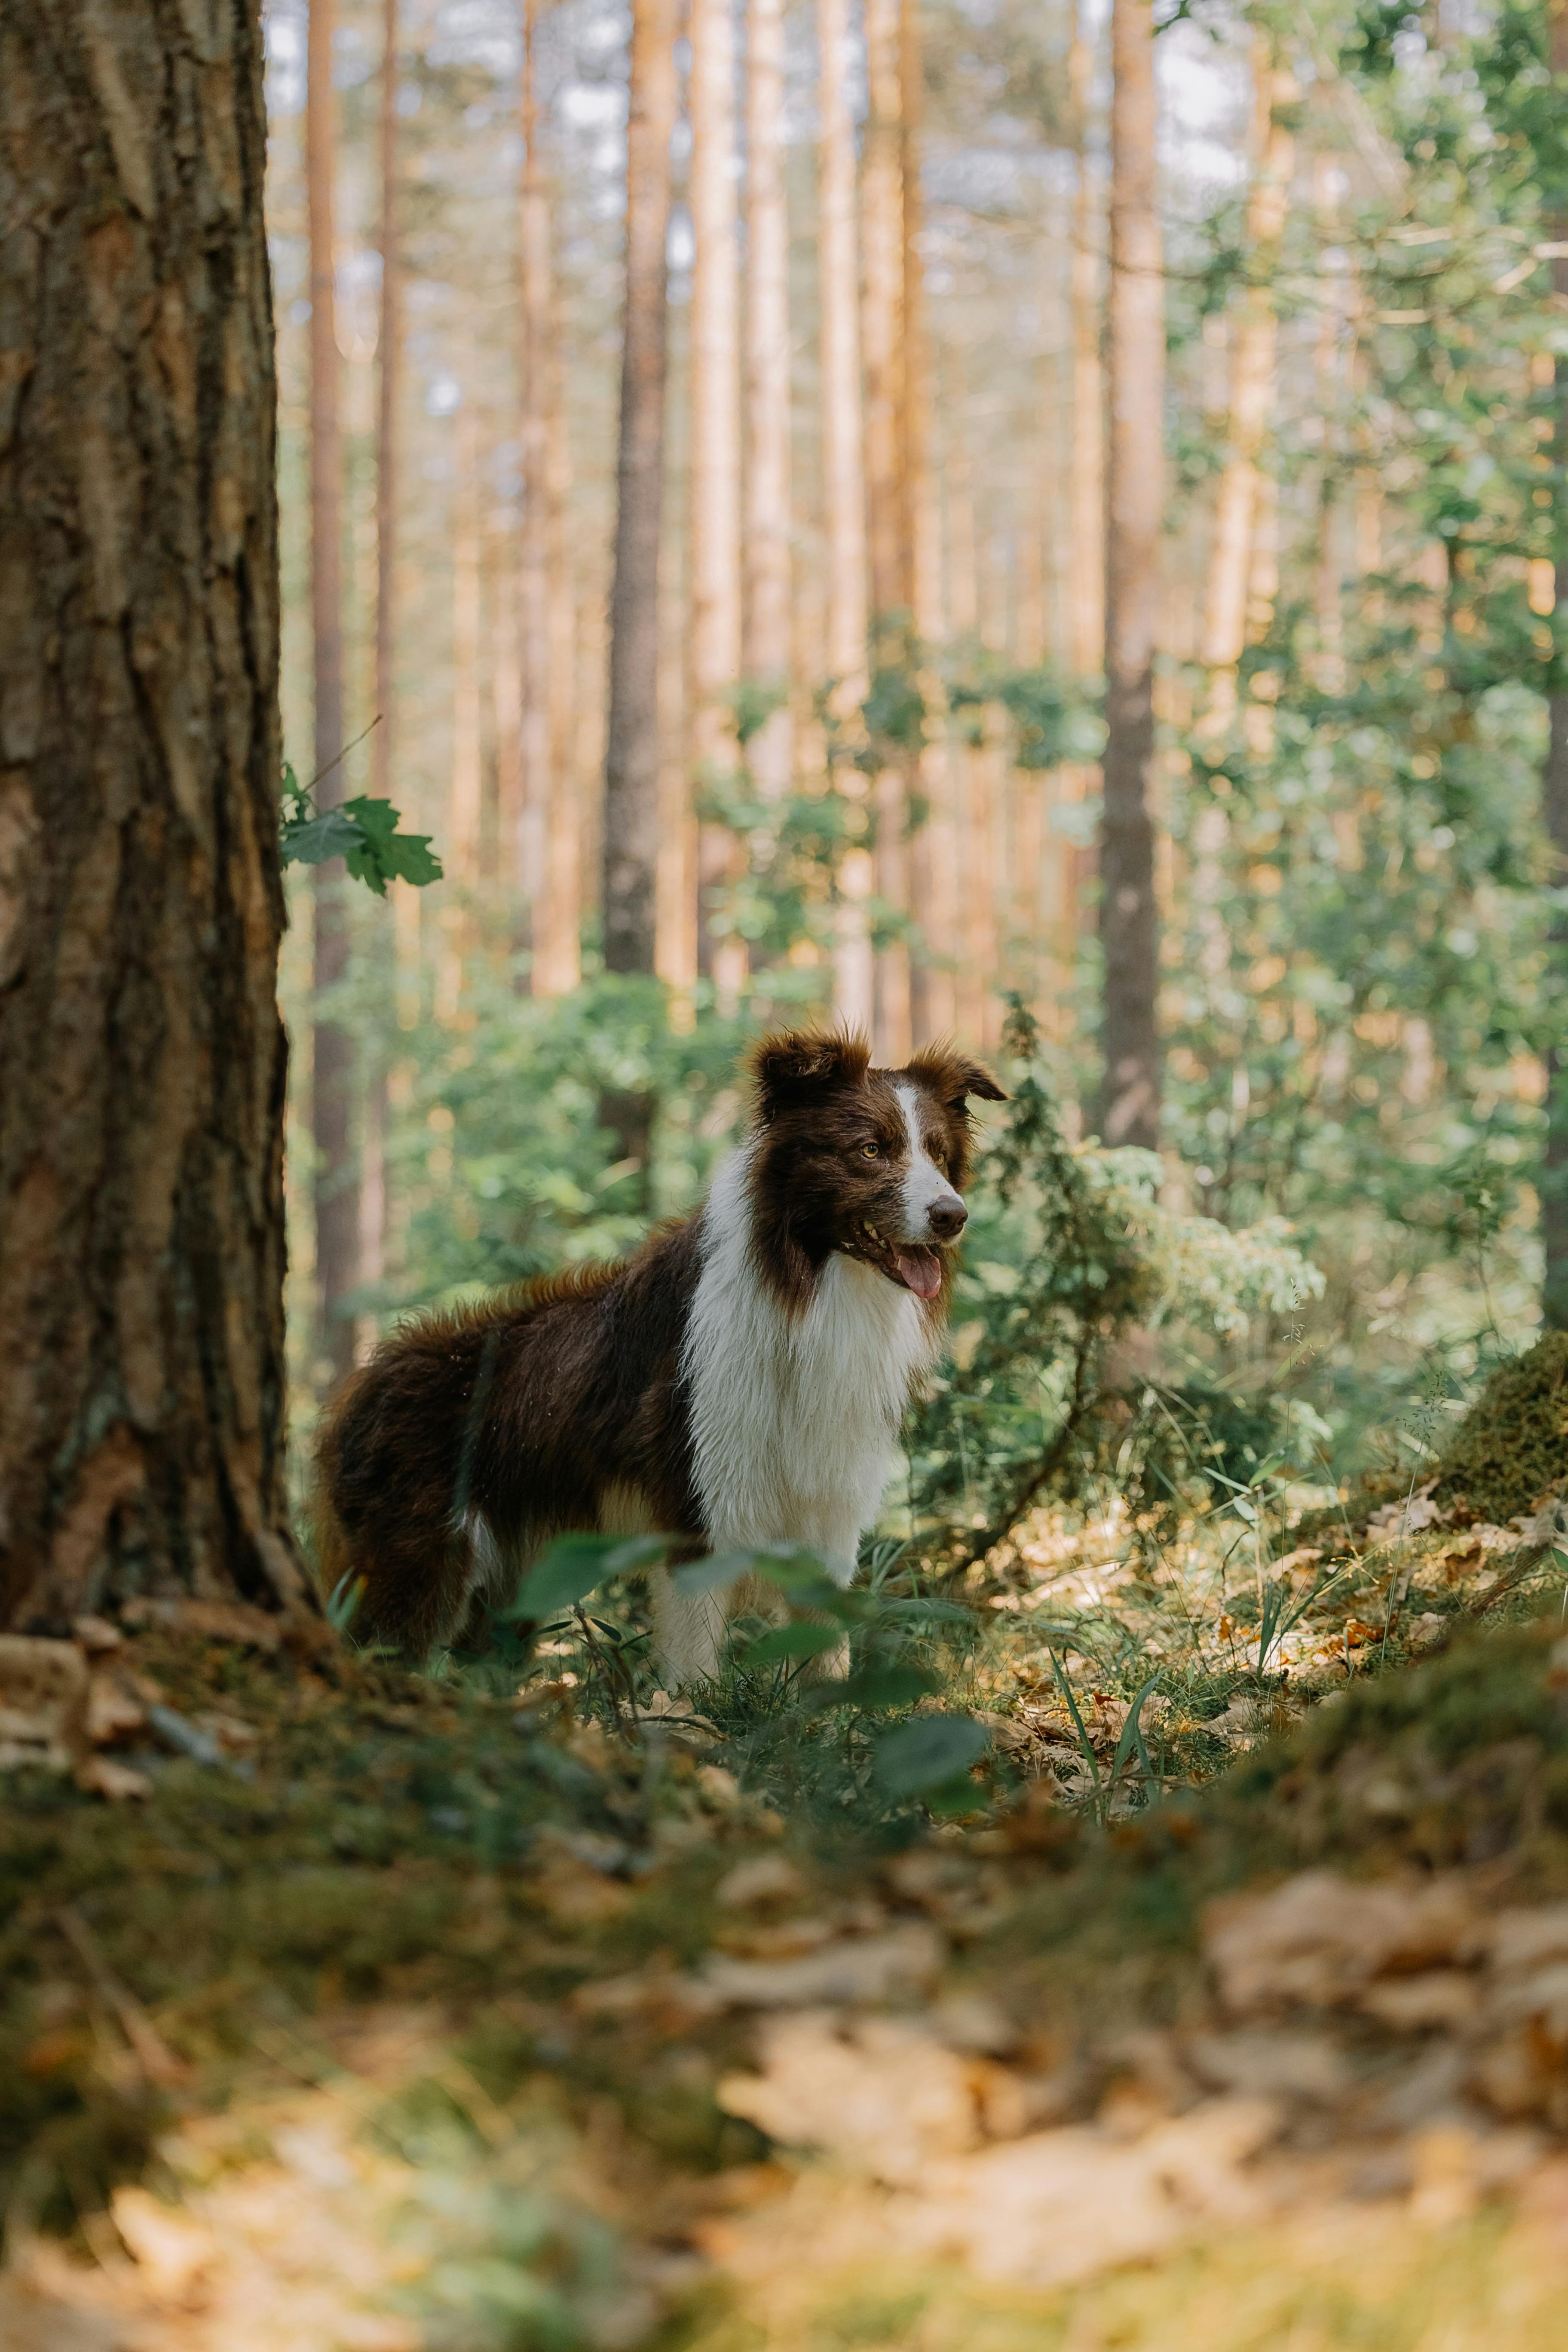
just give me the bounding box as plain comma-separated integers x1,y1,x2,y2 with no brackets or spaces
1433,1332,1568,1525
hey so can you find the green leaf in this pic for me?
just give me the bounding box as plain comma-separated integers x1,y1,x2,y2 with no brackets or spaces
742,1623,845,1663
339,795,444,895
510,1534,625,1620
873,1714,989,1798
801,1666,938,1715
671,1550,763,1598
281,807,362,867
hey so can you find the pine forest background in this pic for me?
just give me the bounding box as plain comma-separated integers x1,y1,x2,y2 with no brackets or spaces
264,0,1568,1491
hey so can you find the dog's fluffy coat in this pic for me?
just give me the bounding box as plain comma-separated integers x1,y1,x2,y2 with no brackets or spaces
315,1030,1003,1681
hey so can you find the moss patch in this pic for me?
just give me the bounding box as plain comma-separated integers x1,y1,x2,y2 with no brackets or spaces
1433,1333,1568,1524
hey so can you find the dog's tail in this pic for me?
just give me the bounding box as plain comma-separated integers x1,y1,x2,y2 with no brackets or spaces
311,1311,508,1657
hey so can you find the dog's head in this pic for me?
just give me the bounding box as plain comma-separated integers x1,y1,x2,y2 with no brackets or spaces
745,1029,1006,1304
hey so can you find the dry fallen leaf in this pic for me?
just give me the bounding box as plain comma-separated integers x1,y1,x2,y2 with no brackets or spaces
719,2010,983,2184
1204,1870,1479,2013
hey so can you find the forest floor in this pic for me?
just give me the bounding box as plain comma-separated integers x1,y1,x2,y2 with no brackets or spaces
7,1463,1568,2350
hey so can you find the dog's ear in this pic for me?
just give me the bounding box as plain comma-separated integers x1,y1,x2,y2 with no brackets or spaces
908,1045,1008,1109
749,1029,871,1120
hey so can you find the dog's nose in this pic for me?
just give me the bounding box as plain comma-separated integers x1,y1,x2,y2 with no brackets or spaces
928,1197,967,1241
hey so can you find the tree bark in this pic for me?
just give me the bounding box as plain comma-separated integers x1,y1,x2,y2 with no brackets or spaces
689,0,744,1000
602,0,676,980
861,0,913,1061
437,408,483,1023
0,0,304,1628
519,0,578,995
1198,36,1293,729
307,0,358,1386
744,0,793,806
818,0,873,1029
374,0,400,815
1543,0,1568,1324
1097,0,1163,1151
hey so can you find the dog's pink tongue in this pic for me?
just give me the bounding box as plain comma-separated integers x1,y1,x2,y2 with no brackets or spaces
897,1248,942,1299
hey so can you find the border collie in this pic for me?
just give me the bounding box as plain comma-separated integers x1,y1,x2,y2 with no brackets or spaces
315,1029,1004,1684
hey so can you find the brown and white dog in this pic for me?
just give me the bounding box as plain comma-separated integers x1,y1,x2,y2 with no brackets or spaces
315,1029,1004,1683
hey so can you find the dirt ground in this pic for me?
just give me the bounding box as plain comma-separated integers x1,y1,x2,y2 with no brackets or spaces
7,1595,1568,2348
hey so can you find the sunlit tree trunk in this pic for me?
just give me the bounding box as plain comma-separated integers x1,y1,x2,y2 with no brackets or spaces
1198,37,1293,729
818,0,873,1029
603,0,676,982
437,411,484,1024
363,0,401,1332
861,0,912,1060
308,0,358,1384
1097,0,1162,1150
519,0,579,995
603,0,677,1181
1068,25,1103,683
0,0,306,1626
744,0,793,808
1541,0,1568,1323
689,0,744,1001
374,0,400,816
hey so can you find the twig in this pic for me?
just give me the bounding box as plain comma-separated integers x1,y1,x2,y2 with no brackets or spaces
57,1906,187,2088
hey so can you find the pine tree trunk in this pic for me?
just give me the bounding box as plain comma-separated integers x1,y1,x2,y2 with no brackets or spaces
307,0,358,1386
818,0,873,1029
1543,1,1568,1325
521,0,579,995
1198,37,1293,728
744,0,793,807
374,0,401,815
603,0,676,980
689,0,744,999
1097,0,1163,1151
861,0,912,1060
0,0,306,1629
1068,25,1103,682
363,0,401,1323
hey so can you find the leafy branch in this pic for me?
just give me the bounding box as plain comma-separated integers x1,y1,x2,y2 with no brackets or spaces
280,754,442,898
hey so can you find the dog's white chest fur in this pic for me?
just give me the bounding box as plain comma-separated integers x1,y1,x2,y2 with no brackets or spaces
680,1145,940,1582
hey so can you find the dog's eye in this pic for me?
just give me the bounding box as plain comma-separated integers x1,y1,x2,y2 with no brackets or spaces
859,1141,881,1161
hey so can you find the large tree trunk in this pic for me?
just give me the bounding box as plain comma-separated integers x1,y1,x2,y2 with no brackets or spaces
818,0,873,1030
744,0,793,808
689,0,744,1001
0,0,304,1628
602,0,676,981
308,0,358,1388
1096,0,1163,1150
1543,2,1568,1325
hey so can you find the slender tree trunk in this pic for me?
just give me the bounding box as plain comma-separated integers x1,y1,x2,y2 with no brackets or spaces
689,0,744,1001
603,0,676,1181
1542,0,1568,1323
0,0,305,1626
1069,25,1103,682
1198,36,1293,728
308,0,358,1384
818,0,873,1029
744,0,793,807
374,0,401,814
861,0,912,1060
438,410,484,1023
519,0,577,994
533,58,580,998
364,0,401,1339
603,0,676,980
1097,0,1163,1150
